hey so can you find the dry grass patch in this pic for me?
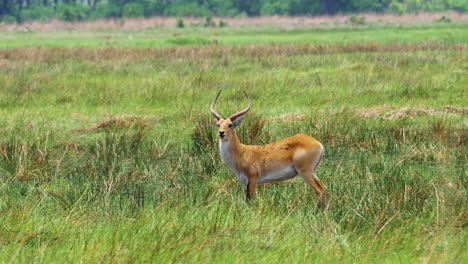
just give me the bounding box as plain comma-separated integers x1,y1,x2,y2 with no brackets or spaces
269,113,307,123
1,43,465,62
443,105,468,114
356,105,393,118
384,106,436,120
356,105,468,120
74,115,161,133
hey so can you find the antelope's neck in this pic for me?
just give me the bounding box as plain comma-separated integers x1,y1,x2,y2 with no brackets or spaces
219,131,243,171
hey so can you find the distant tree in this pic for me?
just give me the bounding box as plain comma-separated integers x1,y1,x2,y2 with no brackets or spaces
21,3,55,21
350,0,389,12
87,0,100,10
448,0,468,11
260,0,288,15
207,0,237,16
163,0,211,17
90,1,120,18
1,0,12,17
389,0,405,14
58,1,87,21
123,2,144,17
234,0,261,16
288,0,323,15
321,0,333,14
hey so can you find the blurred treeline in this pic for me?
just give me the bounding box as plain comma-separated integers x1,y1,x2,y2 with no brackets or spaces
0,0,466,23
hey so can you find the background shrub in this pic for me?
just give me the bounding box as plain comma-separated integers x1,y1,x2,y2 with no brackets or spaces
218,20,228,27
57,2,87,21
1,15,16,23
123,3,144,18
20,5,54,22
177,17,185,28
90,2,121,19
204,16,216,27
389,0,406,15
346,15,366,25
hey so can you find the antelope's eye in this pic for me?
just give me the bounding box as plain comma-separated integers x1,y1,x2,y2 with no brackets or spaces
228,123,233,128
216,123,220,127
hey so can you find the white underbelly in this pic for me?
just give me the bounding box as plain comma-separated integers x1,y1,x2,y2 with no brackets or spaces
258,166,297,184
235,171,248,187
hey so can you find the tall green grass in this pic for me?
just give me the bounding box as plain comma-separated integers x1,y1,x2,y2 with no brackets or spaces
0,35,466,262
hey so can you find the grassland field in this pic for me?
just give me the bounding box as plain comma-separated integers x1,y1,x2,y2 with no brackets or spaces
0,20,467,263
1,22,468,48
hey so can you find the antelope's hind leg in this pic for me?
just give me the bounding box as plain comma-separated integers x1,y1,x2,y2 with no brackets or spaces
297,168,327,207
294,149,327,208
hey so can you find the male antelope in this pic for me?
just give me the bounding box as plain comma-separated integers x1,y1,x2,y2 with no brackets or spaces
211,91,327,206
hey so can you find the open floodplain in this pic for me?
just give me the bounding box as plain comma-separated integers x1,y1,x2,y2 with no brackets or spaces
0,20,467,263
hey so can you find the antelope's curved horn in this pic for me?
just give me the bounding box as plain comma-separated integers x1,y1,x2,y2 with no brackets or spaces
228,91,251,121
210,90,223,120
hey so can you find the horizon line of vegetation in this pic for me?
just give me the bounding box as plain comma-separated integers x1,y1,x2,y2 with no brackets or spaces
0,0,467,24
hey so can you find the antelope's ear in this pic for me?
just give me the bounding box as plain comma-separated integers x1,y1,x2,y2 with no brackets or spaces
232,118,243,128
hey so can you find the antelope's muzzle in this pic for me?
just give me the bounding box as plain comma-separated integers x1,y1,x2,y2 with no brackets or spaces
218,131,225,138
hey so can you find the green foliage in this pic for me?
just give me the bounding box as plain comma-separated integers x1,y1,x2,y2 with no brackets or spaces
177,17,185,28
204,16,216,27
422,0,448,11
57,2,88,22
350,0,387,12
346,15,366,26
446,0,468,11
235,11,248,18
90,1,121,19
288,0,323,15
403,0,422,13
123,3,144,18
390,0,406,15
208,0,238,17
434,16,452,23
164,0,211,17
20,5,55,22
218,19,228,27
1,0,468,22
1,14,16,23
260,0,289,15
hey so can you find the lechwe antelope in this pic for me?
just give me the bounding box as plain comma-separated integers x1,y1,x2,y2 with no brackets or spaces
211,91,327,206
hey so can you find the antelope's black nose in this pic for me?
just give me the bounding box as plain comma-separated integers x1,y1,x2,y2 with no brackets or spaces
218,131,225,137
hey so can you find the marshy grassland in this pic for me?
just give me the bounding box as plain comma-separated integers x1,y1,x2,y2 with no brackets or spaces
0,20,467,263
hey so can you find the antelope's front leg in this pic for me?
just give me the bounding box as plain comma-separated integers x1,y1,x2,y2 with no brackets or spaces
245,176,258,201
